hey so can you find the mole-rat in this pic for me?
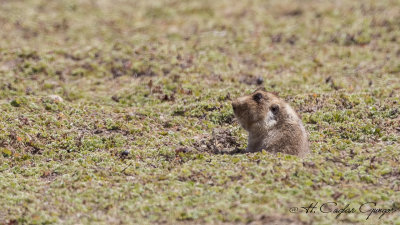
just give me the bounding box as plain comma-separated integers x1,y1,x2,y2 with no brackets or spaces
232,88,310,157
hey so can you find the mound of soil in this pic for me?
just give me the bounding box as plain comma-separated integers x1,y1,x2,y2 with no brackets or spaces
193,128,243,154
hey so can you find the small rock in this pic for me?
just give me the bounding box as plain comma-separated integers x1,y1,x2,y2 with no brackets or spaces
303,161,316,168
256,77,264,85
94,129,103,134
331,192,343,200
271,33,282,43
25,87,33,95
175,147,188,154
325,76,332,83
48,95,63,102
120,150,130,157
111,95,120,102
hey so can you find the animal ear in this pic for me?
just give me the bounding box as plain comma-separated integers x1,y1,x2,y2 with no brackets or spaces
253,93,263,102
270,104,279,114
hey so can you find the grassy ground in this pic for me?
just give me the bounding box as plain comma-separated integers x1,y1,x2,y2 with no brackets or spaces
0,0,400,224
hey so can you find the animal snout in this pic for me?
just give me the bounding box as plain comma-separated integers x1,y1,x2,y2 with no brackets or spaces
232,97,248,114
232,100,238,112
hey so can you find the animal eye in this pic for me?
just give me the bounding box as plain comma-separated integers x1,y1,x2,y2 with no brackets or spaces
270,104,279,113
253,93,263,102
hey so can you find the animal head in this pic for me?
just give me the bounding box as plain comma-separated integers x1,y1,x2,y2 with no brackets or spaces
231,88,283,131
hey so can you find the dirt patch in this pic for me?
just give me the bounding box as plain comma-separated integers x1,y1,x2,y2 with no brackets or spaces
193,128,243,154
175,214,309,225
248,214,309,225
175,214,308,225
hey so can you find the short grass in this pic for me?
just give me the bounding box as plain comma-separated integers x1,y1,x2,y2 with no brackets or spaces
0,0,400,224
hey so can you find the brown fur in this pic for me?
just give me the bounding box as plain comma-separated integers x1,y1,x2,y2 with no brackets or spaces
232,89,310,157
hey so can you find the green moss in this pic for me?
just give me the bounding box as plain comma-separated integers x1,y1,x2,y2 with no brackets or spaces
0,0,399,224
